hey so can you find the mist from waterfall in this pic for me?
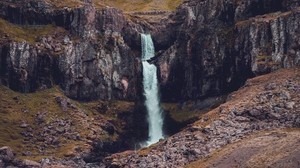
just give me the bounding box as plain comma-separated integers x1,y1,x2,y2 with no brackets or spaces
141,34,164,146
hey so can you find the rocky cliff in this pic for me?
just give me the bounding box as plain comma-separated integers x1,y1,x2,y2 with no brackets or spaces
153,0,300,101
0,0,148,101
0,0,299,102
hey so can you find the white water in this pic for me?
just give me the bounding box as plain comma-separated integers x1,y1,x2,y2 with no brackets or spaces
141,34,164,146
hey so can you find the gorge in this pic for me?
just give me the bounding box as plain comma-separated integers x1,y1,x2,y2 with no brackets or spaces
0,0,299,167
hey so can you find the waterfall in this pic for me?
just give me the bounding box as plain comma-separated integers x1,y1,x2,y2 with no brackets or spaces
141,34,164,146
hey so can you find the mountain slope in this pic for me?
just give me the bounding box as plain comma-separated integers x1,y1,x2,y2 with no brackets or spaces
107,68,300,167
186,129,300,168
0,85,135,162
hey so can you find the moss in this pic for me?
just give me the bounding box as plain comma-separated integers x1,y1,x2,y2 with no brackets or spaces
162,103,198,123
0,18,65,44
138,145,155,156
162,96,226,125
257,55,271,62
80,100,134,134
162,102,210,124
93,0,183,12
81,100,133,118
19,140,87,161
167,0,182,10
256,54,281,71
44,0,83,8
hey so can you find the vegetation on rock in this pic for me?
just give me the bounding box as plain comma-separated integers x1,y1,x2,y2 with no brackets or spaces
0,85,134,161
97,0,183,12
0,18,64,44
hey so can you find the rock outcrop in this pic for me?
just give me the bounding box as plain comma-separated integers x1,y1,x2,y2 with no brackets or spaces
0,0,146,100
153,0,300,101
106,68,300,167
0,146,41,168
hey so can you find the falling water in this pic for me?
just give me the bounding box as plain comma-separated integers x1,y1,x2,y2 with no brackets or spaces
141,34,164,146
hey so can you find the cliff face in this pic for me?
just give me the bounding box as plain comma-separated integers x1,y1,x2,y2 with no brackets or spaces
153,0,300,101
0,0,300,102
0,0,145,100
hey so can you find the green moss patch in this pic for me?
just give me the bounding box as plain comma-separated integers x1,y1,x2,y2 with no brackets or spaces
0,18,65,44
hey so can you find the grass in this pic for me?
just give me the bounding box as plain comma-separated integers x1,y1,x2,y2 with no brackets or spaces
44,0,83,8
0,18,65,44
80,100,134,134
162,103,204,123
0,86,65,159
138,144,156,156
162,96,226,124
4,0,183,11
166,0,183,11
257,55,271,62
93,0,183,12
255,54,281,71
0,85,135,161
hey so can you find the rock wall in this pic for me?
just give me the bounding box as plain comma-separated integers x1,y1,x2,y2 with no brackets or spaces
153,0,300,101
0,41,54,93
0,0,300,101
0,0,145,100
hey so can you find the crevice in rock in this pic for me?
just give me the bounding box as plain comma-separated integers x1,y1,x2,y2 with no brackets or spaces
0,45,9,85
249,0,284,17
